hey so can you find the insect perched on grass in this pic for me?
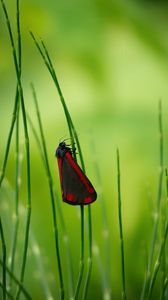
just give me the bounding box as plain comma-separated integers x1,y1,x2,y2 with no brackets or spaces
55,142,97,205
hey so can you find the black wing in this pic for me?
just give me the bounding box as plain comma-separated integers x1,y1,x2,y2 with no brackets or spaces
61,156,97,205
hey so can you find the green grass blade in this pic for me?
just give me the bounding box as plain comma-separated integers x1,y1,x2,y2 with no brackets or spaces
74,205,84,300
0,88,19,187
0,218,6,300
30,84,64,299
147,221,168,299
28,107,75,298
9,0,22,275
160,169,168,300
82,206,92,300
39,40,92,300
30,34,95,299
0,1,32,299
117,149,127,300
141,101,164,300
9,104,20,290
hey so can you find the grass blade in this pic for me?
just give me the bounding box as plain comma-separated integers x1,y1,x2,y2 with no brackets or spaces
147,221,168,299
74,205,84,300
9,103,20,292
0,1,32,299
0,88,19,187
0,218,6,300
141,101,164,300
117,149,127,300
30,34,88,299
28,106,75,298
30,85,64,299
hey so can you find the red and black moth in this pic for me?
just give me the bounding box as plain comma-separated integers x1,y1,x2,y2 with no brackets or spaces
55,142,97,205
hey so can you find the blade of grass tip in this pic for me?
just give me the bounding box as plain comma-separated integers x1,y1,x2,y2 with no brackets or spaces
141,100,164,300
0,259,31,300
40,40,76,152
117,149,127,300
30,36,87,298
0,218,6,300
147,220,168,300
30,84,64,299
0,1,32,298
29,32,54,79
0,282,14,300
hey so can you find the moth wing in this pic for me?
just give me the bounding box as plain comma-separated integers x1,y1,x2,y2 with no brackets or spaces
61,154,97,205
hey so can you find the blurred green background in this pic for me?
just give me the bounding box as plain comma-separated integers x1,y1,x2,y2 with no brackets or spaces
1,0,168,299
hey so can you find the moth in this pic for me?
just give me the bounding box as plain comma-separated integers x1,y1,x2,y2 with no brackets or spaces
56,142,97,205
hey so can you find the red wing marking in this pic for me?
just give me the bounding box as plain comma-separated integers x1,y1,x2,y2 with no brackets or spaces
66,193,75,202
65,152,95,194
84,196,92,204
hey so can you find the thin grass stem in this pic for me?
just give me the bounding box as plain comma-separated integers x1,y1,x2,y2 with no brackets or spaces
0,1,32,299
28,106,75,298
30,35,86,297
0,259,31,300
0,88,19,187
117,149,127,300
74,205,84,300
0,218,6,300
39,40,90,300
30,35,94,299
9,103,20,291
160,171,167,300
30,84,64,299
141,101,164,300
147,221,168,300
82,206,92,300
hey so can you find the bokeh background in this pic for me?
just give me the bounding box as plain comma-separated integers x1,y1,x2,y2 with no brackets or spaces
1,0,168,299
